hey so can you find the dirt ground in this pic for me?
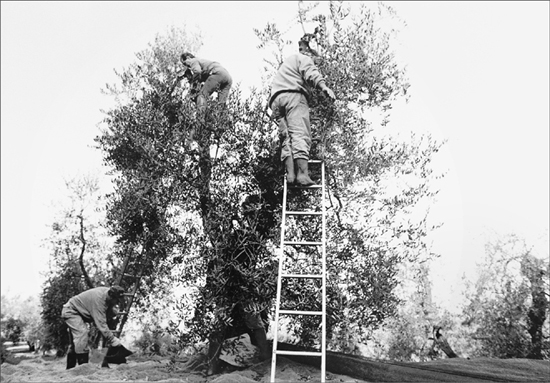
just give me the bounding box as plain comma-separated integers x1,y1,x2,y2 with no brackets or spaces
0,351,367,383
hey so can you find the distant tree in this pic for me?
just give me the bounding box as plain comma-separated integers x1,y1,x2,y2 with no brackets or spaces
1,295,44,352
367,262,459,361
4,318,24,344
461,233,549,359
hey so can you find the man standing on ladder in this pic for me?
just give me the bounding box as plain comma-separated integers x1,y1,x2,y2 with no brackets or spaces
178,52,233,149
269,34,335,186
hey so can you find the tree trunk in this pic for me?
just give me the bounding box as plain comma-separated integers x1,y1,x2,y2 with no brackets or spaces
197,120,226,374
206,324,228,375
77,213,94,289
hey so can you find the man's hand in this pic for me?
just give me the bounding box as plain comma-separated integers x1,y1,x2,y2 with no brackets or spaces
111,337,122,347
321,85,335,101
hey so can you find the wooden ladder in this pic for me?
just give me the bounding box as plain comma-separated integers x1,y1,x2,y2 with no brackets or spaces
111,244,150,338
270,159,327,382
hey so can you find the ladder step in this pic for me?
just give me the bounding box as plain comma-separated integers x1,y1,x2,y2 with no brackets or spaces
115,270,139,278
285,211,322,216
284,241,323,246
281,273,322,279
276,350,323,357
123,273,139,278
290,184,322,189
307,160,323,164
279,310,323,316
122,293,134,297
116,312,129,316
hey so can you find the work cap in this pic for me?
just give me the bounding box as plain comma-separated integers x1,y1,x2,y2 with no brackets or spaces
108,285,125,299
299,33,319,57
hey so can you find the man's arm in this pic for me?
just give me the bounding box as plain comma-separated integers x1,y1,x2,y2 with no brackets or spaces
92,302,121,347
299,55,335,100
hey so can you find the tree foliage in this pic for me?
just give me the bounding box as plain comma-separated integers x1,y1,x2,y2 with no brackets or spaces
40,174,113,355
0,295,44,351
96,26,281,344
96,1,444,369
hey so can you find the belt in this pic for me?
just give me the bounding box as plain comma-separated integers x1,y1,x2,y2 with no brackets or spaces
269,89,309,109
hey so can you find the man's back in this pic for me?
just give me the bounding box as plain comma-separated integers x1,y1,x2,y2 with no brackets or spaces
66,286,110,322
269,53,326,106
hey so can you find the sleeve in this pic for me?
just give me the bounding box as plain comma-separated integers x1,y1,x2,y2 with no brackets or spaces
187,59,203,76
91,298,119,346
298,55,326,90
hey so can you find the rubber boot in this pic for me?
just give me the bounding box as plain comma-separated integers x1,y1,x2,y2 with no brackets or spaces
76,352,89,365
66,350,77,370
253,328,270,361
284,156,296,184
295,158,315,186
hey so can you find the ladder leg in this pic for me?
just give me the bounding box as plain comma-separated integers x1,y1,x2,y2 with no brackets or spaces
271,178,289,383
321,161,326,383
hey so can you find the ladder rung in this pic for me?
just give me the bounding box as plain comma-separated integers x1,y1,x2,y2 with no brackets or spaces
123,273,139,278
281,273,322,279
279,310,323,316
276,350,322,357
122,293,134,297
117,312,129,316
284,241,323,246
290,184,322,189
285,211,322,216
307,160,323,164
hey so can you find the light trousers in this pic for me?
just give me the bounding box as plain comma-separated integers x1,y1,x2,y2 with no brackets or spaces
271,92,311,161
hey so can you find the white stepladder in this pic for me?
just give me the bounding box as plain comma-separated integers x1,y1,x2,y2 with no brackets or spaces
270,159,327,383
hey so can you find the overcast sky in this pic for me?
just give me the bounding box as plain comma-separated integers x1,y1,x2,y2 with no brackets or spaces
1,1,548,310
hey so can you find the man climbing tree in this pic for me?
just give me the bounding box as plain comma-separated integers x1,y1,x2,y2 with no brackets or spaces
179,52,233,113
269,34,335,186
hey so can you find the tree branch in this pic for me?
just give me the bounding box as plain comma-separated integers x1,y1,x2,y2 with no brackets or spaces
77,213,94,289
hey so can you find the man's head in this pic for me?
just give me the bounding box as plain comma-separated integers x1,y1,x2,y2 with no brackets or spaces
180,52,195,63
107,286,125,303
298,34,319,57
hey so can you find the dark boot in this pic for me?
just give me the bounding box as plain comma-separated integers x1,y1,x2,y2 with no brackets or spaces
66,350,77,370
76,352,89,365
206,326,226,376
206,340,222,376
253,328,270,361
284,156,296,184
295,158,315,186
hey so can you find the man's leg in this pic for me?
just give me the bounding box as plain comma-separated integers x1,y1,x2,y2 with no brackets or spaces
215,71,232,104
285,94,314,185
272,95,295,184
66,329,77,369
62,307,90,365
